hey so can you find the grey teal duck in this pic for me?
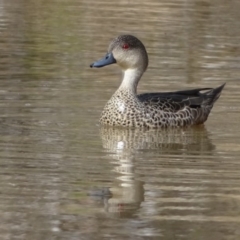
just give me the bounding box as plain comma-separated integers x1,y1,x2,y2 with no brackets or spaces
90,35,225,128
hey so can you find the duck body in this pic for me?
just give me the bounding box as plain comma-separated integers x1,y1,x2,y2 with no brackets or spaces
90,35,225,128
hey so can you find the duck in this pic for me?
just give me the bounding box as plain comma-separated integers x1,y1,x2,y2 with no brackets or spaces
90,35,225,128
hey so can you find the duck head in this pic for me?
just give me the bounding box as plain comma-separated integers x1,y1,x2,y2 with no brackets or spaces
90,35,148,72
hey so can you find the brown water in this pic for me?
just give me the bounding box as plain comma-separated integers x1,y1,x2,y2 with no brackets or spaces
0,0,240,239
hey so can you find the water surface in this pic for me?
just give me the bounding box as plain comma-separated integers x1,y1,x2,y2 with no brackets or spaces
0,0,240,239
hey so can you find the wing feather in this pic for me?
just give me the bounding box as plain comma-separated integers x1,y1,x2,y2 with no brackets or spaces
137,87,214,112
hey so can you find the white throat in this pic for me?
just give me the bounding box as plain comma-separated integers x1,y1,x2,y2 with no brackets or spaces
119,68,143,94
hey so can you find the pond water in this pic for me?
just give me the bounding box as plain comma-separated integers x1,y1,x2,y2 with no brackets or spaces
0,0,240,239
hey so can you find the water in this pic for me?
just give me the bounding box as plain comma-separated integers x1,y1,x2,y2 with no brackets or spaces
0,0,240,239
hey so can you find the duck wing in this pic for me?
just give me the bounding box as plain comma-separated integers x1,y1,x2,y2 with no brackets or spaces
138,84,225,112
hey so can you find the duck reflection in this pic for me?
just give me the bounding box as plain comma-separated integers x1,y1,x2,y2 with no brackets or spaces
96,126,215,217
100,126,215,154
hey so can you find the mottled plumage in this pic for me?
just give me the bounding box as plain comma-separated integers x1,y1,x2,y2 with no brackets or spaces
90,35,225,128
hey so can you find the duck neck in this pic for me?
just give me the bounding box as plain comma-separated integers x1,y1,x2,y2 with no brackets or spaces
118,68,143,95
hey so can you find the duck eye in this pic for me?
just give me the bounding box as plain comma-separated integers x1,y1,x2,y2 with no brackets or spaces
122,44,129,49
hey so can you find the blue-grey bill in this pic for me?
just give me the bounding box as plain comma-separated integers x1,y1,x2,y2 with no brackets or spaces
90,53,116,68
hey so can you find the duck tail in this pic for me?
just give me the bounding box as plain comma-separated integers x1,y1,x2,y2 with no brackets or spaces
203,83,226,107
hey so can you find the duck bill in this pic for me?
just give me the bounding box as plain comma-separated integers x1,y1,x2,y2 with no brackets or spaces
90,53,116,68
